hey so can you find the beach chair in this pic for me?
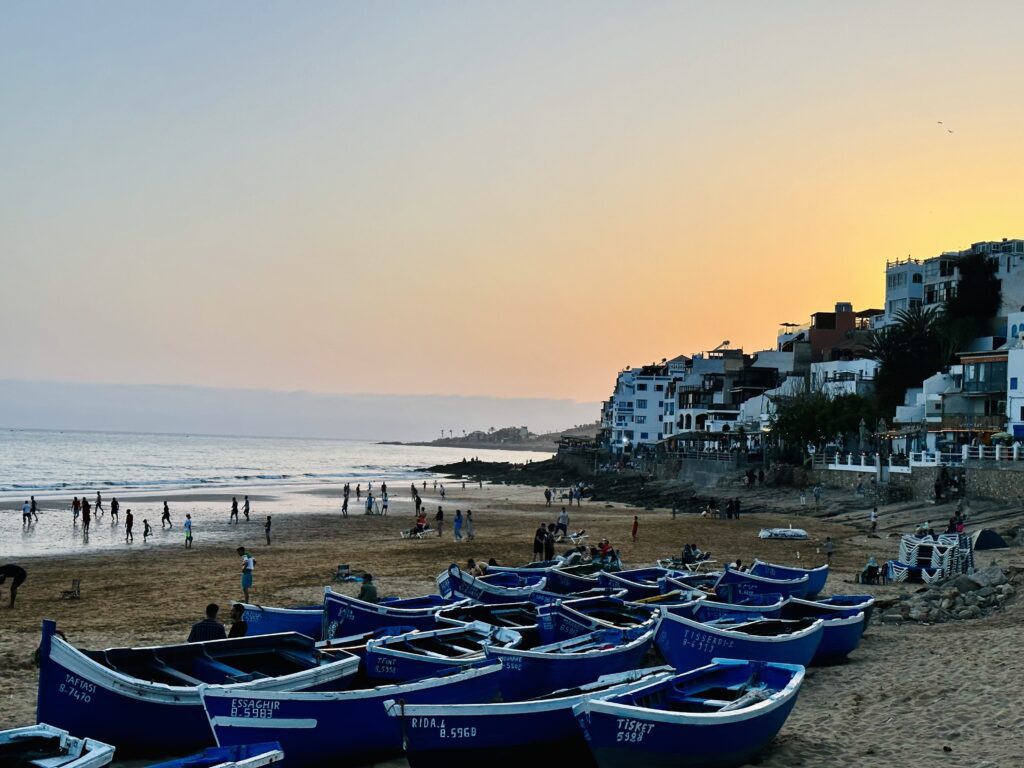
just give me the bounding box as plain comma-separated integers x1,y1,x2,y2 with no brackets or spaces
401,525,433,540
567,529,588,546
60,580,81,600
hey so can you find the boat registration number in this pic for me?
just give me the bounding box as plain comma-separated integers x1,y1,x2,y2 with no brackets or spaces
409,718,477,739
59,674,95,704
615,718,655,743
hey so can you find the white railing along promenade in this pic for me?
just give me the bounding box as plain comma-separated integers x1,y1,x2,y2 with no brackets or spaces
818,445,1024,473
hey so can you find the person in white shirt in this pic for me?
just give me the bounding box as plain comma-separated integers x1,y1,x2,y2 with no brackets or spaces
237,547,255,601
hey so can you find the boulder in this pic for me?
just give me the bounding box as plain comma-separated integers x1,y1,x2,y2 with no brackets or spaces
952,575,982,593
970,566,1008,588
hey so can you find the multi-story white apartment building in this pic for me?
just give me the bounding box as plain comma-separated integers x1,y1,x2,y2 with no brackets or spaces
810,359,880,398
873,259,924,328
601,357,688,453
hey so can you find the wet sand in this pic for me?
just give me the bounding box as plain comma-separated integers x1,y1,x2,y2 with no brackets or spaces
1,480,1021,767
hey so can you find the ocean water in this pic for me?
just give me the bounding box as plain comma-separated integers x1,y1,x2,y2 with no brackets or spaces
0,429,548,556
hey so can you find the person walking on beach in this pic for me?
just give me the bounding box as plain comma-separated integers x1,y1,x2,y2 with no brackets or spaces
381,481,387,496
110,496,119,523
823,536,835,565
435,506,444,536
230,497,239,523
187,603,226,642
544,524,556,561
356,484,361,501
72,496,80,523
440,484,446,501
453,509,464,541
557,507,569,538
161,501,171,528
143,518,152,542
81,497,91,534
870,507,878,534
228,603,248,638
243,496,250,521
365,493,374,514
381,492,389,516
124,509,134,543
631,515,639,543
0,564,28,608
264,516,272,545
544,488,552,506
238,547,254,602
30,496,39,522
95,491,104,517
465,510,475,540
341,495,349,517
533,525,546,561
184,514,193,548
22,500,31,527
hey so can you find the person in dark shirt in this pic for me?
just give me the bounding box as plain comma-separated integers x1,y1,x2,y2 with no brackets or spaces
228,603,248,638
0,564,27,608
357,574,379,604
187,603,227,642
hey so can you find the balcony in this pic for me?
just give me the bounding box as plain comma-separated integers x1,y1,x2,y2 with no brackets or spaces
938,414,1006,431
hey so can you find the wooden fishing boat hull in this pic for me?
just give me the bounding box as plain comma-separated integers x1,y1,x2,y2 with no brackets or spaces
237,603,324,641
0,724,115,768
202,664,503,767
363,624,521,683
597,568,681,600
574,659,804,768
435,602,539,646
145,742,284,767
437,565,546,605
654,611,823,670
483,628,657,700
536,597,658,644
35,621,360,755
714,567,810,600
750,561,829,598
813,594,875,628
664,594,785,623
384,668,675,768
323,590,452,639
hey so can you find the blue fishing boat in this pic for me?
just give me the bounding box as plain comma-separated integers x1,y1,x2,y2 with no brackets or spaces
236,602,324,641
323,589,453,638
487,559,562,575
598,568,683,600
655,610,823,670
536,596,658,643
35,620,360,755
714,565,810,600
780,597,868,664
0,724,114,768
574,658,805,768
435,601,539,646
202,663,503,767
661,591,786,622
437,564,546,604
384,667,676,768
146,742,284,767
530,587,628,606
484,627,657,700
540,564,603,594
363,623,522,682
811,594,876,628
750,560,829,597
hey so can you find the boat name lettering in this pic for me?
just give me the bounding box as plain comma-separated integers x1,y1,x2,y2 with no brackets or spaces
374,656,397,674
615,718,654,743
58,674,94,704
229,699,281,718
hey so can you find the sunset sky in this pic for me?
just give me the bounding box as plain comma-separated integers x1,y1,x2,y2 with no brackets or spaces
3,2,1023,405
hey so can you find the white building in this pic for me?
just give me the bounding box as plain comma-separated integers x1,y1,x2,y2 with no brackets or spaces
810,359,880,398
873,259,924,329
602,357,688,453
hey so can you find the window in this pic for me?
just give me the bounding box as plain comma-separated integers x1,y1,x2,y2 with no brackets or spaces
636,415,647,424
657,433,663,440
640,432,649,440
637,383,648,391
636,399,648,409
655,384,664,392
1012,377,1019,390
912,273,923,283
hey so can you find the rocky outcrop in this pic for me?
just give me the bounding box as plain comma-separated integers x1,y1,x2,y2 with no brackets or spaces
879,566,1018,624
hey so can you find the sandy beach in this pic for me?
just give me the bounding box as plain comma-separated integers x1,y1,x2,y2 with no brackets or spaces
1,479,1021,767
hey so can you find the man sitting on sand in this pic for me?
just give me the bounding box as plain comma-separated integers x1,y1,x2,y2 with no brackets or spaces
187,603,227,642
357,574,378,603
